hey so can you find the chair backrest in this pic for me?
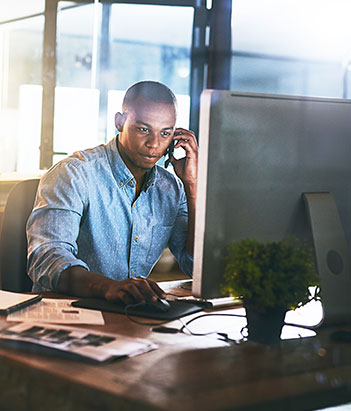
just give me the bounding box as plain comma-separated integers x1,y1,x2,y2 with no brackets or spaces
0,179,40,292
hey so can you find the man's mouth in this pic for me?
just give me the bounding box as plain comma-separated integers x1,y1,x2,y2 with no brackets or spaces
140,153,158,161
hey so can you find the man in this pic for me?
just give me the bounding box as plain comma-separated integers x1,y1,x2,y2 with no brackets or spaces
27,81,198,305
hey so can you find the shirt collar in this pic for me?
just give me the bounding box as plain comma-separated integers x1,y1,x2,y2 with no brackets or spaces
106,136,157,191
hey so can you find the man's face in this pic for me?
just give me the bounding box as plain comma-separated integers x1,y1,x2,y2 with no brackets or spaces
115,97,176,175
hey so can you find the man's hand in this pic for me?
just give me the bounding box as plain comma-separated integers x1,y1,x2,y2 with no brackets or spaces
170,128,198,194
104,276,166,305
58,266,166,305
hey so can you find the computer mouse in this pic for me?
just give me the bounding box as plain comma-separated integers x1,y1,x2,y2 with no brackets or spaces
143,297,171,313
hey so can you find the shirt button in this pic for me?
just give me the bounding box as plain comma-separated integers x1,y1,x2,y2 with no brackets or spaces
119,182,123,186
133,203,136,207
134,236,139,241
131,270,135,275
129,180,134,185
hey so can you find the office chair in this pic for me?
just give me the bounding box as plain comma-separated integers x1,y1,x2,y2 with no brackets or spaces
0,178,40,292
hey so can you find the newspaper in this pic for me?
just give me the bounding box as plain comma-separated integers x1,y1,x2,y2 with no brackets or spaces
0,321,157,362
7,299,105,325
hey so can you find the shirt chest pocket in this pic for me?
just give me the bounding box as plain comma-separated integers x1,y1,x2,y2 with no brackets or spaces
146,224,174,264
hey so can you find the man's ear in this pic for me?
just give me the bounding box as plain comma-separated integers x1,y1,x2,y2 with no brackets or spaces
115,112,126,132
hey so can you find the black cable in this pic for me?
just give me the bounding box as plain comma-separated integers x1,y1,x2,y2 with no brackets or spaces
125,304,246,343
179,312,246,337
283,321,317,331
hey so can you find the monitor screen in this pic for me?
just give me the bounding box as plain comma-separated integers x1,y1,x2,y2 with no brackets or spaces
193,90,351,316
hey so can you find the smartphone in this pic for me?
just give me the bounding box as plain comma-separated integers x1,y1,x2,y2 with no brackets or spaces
164,139,174,168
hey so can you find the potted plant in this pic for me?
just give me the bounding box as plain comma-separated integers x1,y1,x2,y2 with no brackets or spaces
222,237,320,344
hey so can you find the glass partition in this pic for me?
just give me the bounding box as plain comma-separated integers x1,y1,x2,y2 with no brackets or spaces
108,4,193,95
57,2,97,90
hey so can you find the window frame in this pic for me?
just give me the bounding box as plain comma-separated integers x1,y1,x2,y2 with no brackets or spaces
1,0,232,169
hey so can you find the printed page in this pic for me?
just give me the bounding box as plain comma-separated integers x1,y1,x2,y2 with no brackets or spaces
0,322,158,362
7,299,105,325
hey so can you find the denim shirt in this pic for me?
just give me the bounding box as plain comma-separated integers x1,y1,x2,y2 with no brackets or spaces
27,137,193,291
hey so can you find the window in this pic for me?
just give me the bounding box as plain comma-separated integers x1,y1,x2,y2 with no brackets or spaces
0,0,45,174
231,0,351,98
0,0,210,173
52,1,193,165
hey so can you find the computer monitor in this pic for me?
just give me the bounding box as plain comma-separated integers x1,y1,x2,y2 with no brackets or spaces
193,90,351,324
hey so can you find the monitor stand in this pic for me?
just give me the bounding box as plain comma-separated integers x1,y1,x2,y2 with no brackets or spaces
303,192,351,326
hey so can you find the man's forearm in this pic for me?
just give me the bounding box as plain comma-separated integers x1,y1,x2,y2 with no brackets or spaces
57,265,113,298
184,184,197,256
169,127,198,257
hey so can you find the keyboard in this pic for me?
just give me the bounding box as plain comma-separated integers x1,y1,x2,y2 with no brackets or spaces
175,295,242,309
157,279,193,292
157,279,241,309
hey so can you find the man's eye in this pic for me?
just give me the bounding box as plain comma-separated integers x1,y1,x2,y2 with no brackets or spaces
138,127,149,133
161,131,170,137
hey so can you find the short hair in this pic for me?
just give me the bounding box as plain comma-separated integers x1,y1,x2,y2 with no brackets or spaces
122,81,177,112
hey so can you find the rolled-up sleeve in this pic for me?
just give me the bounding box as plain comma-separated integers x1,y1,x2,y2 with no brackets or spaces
27,160,90,291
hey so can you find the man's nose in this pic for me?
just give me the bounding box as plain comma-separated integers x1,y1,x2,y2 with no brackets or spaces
145,132,159,148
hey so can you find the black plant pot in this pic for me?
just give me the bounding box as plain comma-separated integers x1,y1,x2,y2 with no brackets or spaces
245,305,287,345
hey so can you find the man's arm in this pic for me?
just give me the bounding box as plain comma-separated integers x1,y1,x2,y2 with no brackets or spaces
170,128,198,256
27,161,164,304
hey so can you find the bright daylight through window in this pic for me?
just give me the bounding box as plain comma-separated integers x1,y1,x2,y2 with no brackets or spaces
0,1,193,174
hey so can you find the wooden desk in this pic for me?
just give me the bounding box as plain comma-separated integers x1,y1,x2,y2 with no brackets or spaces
0,296,351,411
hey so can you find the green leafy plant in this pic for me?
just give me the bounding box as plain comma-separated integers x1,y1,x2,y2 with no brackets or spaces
222,237,320,313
